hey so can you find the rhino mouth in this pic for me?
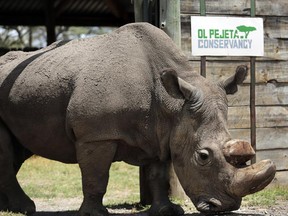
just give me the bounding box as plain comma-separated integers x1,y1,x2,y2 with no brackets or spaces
196,196,240,213
196,197,222,212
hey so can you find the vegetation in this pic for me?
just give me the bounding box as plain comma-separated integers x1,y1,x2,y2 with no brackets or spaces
243,185,288,207
0,156,287,215
17,156,140,203
0,26,115,49
17,156,82,199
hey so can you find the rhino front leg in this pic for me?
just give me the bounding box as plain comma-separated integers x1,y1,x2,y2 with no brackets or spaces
0,121,35,214
147,162,184,216
76,141,117,216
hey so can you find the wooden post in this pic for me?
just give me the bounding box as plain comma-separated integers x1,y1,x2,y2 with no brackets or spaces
200,0,206,77
159,0,180,46
45,0,56,45
159,0,188,200
250,0,256,164
139,164,152,205
134,0,144,22
135,0,154,205
135,0,186,204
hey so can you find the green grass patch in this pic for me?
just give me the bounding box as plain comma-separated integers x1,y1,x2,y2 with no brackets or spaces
0,213,23,216
17,156,140,204
17,156,82,199
242,185,288,206
104,161,140,205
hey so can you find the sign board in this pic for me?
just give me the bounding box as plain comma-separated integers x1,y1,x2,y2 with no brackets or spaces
191,16,264,56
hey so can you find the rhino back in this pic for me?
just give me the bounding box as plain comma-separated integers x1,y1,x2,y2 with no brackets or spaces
0,23,192,163
65,23,192,156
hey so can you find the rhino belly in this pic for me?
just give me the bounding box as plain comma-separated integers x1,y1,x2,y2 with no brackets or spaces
0,101,77,163
12,120,76,163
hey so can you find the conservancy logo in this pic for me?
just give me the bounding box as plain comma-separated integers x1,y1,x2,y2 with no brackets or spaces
197,25,257,49
191,16,264,56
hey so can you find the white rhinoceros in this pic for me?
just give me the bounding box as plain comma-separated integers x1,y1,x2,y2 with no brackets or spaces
0,23,275,216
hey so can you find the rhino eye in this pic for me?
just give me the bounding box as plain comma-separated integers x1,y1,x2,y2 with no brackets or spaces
196,149,211,166
200,151,209,160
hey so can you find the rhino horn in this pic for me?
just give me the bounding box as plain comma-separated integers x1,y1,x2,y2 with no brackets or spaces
229,159,276,197
222,139,255,166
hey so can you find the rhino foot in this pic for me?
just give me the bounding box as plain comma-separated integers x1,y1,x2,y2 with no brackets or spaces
149,202,184,216
79,203,109,216
0,193,8,212
8,195,36,215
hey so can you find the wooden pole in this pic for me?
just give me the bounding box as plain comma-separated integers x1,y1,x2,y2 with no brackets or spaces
159,0,188,200
250,0,256,164
159,0,180,46
136,0,184,203
45,0,56,45
136,0,153,206
200,0,206,77
134,0,144,22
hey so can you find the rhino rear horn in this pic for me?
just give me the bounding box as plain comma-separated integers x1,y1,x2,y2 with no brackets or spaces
223,139,255,166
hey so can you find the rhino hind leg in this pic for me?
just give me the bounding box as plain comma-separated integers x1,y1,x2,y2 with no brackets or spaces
147,162,184,216
0,121,35,214
76,140,118,216
0,193,8,211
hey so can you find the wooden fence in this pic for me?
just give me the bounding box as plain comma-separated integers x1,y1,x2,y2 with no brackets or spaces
180,0,288,184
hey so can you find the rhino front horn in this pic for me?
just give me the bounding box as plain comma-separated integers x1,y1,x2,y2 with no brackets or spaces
222,139,255,166
230,159,276,197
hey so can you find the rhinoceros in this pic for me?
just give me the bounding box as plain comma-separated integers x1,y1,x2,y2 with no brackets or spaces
0,23,275,216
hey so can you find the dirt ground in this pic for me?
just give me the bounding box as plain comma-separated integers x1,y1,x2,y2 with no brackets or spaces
32,198,288,216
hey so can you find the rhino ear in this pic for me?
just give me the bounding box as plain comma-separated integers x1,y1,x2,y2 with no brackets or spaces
221,65,248,95
160,68,199,100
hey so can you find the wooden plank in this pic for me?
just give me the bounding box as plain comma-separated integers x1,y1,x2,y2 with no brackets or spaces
187,61,288,84
228,106,288,128
257,149,288,171
181,0,288,16
230,128,288,150
257,128,288,150
270,171,288,185
264,17,288,39
226,83,288,106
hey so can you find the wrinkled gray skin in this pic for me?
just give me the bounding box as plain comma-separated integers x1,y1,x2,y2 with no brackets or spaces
0,23,275,216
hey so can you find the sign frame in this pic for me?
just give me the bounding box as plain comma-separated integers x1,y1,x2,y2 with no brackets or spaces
191,16,264,56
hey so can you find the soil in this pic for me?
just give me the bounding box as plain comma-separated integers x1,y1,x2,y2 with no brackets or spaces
32,198,288,216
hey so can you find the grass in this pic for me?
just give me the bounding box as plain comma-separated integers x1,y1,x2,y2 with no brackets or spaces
17,156,140,203
17,156,82,199
243,185,288,207
0,156,287,215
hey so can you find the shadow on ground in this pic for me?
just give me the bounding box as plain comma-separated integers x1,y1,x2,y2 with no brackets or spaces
32,203,266,216
33,211,265,216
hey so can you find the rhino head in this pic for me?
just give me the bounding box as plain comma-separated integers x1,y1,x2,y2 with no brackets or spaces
161,66,276,213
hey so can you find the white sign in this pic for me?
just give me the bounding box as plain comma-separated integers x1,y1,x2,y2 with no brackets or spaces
191,16,264,56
